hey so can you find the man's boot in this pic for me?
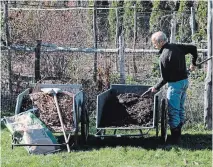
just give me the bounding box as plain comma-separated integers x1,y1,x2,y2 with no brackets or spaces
170,127,181,145
177,122,183,143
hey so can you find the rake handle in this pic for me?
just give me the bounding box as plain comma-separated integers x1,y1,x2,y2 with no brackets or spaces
53,94,71,153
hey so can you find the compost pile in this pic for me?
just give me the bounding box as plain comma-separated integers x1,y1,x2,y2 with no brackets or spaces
100,93,154,127
28,92,74,132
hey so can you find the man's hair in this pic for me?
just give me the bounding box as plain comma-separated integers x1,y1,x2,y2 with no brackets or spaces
151,31,167,43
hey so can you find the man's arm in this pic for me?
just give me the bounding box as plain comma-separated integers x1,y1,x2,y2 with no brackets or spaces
177,44,198,66
154,78,167,90
150,78,167,93
153,53,171,90
153,60,168,90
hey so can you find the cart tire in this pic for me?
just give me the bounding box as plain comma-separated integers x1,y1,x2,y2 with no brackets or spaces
161,98,167,143
81,105,89,145
155,97,159,137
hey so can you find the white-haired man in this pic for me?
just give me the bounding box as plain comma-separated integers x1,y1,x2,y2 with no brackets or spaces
150,31,198,144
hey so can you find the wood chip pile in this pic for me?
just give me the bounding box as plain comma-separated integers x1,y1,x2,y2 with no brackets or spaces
29,92,74,132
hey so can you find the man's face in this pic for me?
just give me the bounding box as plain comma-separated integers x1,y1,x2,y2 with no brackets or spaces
152,39,162,49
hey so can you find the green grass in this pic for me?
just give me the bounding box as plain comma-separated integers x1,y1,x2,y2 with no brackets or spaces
1,121,212,167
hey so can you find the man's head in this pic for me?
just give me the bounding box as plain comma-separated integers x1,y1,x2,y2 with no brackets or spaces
151,31,167,49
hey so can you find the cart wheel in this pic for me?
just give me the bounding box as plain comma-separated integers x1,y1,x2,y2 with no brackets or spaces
81,105,89,144
161,98,167,143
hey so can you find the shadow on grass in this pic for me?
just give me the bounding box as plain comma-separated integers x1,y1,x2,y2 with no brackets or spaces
1,122,7,130
58,133,212,152
2,129,211,154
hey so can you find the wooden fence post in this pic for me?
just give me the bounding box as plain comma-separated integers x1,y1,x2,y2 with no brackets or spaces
212,8,213,121
179,13,184,43
115,7,119,72
35,40,41,82
4,0,13,94
133,4,138,76
190,7,196,42
119,33,125,84
170,12,176,43
204,0,212,130
93,0,98,82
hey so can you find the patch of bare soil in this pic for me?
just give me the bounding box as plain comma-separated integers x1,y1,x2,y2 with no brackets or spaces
100,93,154,128
27,92,74,132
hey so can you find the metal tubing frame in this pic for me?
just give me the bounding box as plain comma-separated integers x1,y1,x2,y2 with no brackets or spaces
94,129,151,138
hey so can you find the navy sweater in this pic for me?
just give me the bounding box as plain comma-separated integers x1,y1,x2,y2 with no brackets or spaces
154,43,198,90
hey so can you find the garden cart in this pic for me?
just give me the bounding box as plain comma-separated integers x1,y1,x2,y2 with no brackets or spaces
3,84,89,154
95,84,167,143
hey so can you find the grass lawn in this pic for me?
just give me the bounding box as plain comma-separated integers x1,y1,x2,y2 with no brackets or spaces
1,121,212,167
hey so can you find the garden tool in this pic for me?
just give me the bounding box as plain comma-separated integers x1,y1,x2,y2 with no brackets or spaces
41,88,70,153
187,56,213,75
197,56,212,66
140,88,152,98
118,88,152,104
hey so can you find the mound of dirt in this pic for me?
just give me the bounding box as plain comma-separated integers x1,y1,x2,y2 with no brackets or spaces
100,93,154,128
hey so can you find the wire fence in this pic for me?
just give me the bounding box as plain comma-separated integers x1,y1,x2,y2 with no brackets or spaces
4,8,206,47
1,5,208,127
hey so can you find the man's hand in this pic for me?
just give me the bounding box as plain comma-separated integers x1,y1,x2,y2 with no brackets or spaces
149,87,157,93
189,64,196,71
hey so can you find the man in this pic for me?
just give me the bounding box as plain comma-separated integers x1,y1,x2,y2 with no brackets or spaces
150,31,198,144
